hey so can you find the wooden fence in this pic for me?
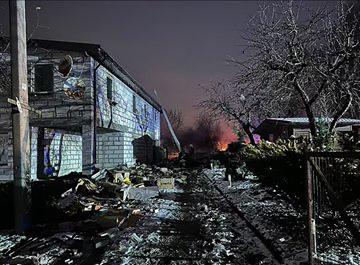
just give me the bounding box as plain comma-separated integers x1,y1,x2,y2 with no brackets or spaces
306,152,360,264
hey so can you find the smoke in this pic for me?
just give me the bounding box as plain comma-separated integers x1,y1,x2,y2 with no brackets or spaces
162,113,224,153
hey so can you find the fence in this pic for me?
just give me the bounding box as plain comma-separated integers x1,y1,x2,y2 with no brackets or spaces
306,152,360,264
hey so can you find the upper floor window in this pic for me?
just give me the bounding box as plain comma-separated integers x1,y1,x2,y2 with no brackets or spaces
143,104,147,117
34,64,54,93
154,109,157,121
107,77,113,101
132,94,137,113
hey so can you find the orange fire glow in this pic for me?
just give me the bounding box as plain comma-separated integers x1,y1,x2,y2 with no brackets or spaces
216,125,238,151
217,141,228,151
168,152,179,160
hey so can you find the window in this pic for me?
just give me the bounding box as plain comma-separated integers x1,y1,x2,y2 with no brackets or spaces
143,104,147,117
132,94,137,113
34,64,54,92
107,77,113,101
268,134,274,142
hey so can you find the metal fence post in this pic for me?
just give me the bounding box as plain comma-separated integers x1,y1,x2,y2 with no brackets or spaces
307,157,316,264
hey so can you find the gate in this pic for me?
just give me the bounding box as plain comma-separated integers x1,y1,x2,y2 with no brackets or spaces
306,152,360,264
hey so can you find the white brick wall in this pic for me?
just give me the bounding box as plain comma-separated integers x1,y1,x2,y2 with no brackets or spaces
30,128,82,180
95,63,160,167
57,134,82,176
30,127,38,180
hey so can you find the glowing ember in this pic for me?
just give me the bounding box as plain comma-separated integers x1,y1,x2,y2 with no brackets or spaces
217,141,228,151
168,152,179,160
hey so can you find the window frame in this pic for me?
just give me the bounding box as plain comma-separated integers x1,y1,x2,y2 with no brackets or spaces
132,94,137,113
106,76,113,101
33,63,54,94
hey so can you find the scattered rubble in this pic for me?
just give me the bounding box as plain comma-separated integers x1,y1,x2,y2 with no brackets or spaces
2,161,358,264
0,164,194,264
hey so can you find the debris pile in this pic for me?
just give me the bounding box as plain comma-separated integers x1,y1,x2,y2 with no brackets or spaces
0,165,194,264
55,164,193,217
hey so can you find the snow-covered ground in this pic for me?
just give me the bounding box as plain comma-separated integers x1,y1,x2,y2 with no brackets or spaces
204,168,360,265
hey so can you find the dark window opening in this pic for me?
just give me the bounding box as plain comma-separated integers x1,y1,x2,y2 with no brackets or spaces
133,94,137,113
107,77,113,101
35,64,54,92
144,104,148,118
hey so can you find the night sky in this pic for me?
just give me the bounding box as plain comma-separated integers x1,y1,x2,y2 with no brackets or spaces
0,0,328,141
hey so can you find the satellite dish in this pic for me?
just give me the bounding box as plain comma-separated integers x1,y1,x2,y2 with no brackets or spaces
64,77,86,99
58,55,73,77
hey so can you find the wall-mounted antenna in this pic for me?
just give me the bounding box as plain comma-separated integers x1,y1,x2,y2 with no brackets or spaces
58,54,73,77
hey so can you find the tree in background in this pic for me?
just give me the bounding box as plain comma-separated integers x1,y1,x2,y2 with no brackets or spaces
201,0,360,144
238,0,360,138
200,79,286,145
180,114,223,152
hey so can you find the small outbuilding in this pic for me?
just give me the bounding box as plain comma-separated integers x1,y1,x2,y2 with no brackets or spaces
254,117,360,142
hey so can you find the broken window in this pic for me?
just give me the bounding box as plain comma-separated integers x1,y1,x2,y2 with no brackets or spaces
34,64,54,93
107,77,113,101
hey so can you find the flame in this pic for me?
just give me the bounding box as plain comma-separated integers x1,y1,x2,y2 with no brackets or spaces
217,141,228,151
168,152,179,160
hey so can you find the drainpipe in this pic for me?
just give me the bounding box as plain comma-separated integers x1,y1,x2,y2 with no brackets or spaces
93,61,101,169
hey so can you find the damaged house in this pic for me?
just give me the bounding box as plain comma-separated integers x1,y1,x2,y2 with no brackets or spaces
0,39,161,181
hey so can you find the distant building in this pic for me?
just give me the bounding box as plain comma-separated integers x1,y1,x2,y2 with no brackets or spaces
254,117,360,142
0,39,161,181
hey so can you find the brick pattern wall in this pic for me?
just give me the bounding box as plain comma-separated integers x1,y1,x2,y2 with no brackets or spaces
0,103,13,181
0,131,13,181
96,132,125,169
0,51,161,180
54,133,82,177
30,128,82,179
30,127,38,180
123,132,135,165
28,55,93,129
95,63,160,167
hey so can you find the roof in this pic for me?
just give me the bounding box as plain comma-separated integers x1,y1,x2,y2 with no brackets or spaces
253,117,360,136
265,117,360,126
23,38,162,111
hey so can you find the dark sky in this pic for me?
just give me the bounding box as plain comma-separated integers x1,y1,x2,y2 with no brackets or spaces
1,0,261,128
0,0,329,131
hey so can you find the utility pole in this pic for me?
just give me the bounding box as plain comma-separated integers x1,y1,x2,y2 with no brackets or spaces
9,0,31,231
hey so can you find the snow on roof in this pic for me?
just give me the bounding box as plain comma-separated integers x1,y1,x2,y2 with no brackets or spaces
266,117,360,125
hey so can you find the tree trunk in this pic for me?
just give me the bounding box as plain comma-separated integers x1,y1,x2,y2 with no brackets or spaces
304,103,318,138
329,91,353,133
293,81,318,138
243,122,256,145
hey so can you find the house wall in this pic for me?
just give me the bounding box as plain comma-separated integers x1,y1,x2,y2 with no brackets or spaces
28,53,93,128
95,62,160,167
0,50,92,181
30,128,82,180
0,131,13,182
0,49,161,180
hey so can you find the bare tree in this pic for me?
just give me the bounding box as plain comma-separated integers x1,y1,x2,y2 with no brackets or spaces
232,0,360,138
180,114,222,152
167,108,184,133
200,76,289,145
202,1,360,144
